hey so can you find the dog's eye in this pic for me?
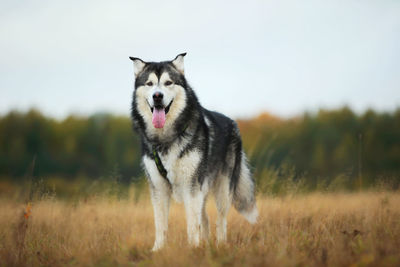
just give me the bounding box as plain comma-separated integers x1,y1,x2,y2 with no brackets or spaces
164,81,173,86
146,81,153,86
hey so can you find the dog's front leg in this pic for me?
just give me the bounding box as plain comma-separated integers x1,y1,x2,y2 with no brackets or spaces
150,183,171,251
184,192,205,247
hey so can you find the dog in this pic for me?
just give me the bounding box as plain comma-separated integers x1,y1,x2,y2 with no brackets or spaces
129,53,258,251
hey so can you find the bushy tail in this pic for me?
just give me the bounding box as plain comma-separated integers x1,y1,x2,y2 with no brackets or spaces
232,154,258,224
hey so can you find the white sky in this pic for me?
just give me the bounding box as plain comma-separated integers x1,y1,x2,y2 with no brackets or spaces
1,0,399,119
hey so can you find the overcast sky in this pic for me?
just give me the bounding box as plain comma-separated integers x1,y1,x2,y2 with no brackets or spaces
1,0,399,119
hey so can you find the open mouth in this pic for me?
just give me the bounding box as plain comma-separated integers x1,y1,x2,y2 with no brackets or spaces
150,100,173,115
148,100,173,129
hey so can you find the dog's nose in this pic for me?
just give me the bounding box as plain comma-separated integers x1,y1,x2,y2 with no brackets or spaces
153,92,163,102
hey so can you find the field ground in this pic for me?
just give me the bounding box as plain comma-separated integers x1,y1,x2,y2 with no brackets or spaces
1,192,400,266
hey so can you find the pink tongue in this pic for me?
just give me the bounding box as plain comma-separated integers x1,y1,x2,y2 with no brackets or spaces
152,108,166,128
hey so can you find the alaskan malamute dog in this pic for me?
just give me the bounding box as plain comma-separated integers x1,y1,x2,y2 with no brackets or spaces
129,53,258,251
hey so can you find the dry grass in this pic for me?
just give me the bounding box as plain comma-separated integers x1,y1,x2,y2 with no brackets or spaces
1,192,400,266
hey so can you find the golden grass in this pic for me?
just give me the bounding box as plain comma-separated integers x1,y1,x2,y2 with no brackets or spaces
1,192,400,266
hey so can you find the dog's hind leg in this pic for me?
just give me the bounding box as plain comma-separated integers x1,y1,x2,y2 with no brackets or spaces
214,176,232,244
200,198,210,241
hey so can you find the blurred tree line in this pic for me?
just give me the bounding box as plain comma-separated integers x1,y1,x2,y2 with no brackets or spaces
0,110,141,183
0,107,399,191
238,107,400,191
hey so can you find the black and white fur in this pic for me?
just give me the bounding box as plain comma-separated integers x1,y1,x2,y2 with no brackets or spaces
130,53,258,251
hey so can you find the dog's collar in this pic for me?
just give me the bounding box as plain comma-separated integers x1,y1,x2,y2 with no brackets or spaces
151,122,190,184
180,122,190,136
151,148,171,187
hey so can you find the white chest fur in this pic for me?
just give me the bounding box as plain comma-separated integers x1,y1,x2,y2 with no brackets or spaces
143,142,202,203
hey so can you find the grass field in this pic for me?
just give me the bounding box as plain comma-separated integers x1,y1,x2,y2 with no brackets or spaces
1,192,400,266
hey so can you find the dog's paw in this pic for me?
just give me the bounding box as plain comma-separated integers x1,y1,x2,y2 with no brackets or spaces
151,242,164,252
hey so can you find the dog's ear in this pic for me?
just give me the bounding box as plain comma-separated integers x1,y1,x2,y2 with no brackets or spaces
129,57,146,77
172,53,186,74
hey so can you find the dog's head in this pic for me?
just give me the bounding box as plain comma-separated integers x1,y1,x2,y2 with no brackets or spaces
130,53,188,131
